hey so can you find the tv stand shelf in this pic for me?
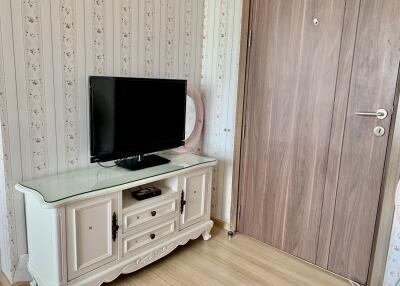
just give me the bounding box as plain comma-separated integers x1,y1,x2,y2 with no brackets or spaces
15,153,217,286
122,185,175,209
117,154,171,171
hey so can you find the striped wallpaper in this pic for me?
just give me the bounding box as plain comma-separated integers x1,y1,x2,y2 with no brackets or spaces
0,0,243,281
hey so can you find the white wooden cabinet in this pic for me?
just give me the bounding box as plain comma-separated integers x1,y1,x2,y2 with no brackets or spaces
16,153,216,286
66,194,118,280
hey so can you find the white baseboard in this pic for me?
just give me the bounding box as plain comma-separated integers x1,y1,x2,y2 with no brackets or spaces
13,254,30,283
0,272,27,286
211,217,230,231
0,254,31,286
0,271,12,286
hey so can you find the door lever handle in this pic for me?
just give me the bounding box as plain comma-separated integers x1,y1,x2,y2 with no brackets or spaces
355,108,388,119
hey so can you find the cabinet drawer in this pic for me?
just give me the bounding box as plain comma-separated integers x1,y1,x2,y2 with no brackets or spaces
123,199,176,232
123,219,176,255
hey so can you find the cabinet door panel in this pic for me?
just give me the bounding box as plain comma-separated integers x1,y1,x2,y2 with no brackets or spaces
179,170,208,229
67,194,118,280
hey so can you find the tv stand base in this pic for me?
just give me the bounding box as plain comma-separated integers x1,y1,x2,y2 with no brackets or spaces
28,221,214,286
117,154,170,170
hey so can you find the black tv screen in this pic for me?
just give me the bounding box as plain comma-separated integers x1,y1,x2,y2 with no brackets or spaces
89,76,186,163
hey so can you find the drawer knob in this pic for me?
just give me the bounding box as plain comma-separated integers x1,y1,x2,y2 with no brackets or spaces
150,233,156,240
151,210,157,217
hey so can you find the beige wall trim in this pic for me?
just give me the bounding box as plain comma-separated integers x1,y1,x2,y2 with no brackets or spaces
229,0,252,232
211,217,230,231
0,272,11,286
0,272,29,286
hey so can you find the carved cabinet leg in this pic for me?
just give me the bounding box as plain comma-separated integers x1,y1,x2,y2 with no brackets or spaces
202,229,212,241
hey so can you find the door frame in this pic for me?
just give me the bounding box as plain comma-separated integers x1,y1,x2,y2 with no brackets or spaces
229,0,400,285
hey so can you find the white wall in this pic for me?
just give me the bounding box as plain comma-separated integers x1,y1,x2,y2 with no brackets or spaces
384,187,400,285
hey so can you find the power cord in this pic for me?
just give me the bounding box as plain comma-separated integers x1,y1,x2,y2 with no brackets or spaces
97,162,116,168
97,158,127,168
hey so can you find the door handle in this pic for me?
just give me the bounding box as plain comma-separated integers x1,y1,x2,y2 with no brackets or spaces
355,108,388,119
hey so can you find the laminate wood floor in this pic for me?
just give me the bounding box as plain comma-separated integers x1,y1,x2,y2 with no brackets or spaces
107,226,354,286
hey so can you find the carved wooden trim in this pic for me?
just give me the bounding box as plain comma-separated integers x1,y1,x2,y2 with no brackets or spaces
67,221,213,286
121,221,212,275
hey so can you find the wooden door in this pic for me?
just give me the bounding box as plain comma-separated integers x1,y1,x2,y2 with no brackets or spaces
179,170,208,230
326,0,400,284
66,194,118,280
238,0,400,284
238,0,347,263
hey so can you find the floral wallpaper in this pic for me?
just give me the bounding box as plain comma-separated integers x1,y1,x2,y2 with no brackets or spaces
384,184,400,286
204,0,228,216
164,0,175,78
93,0,107,75
182,0,193,80
60,0,80,170
0,0,208,281
201,0,242,222
144,0,155,77
120,0,133,76
22,0,49,177
0,19,18,276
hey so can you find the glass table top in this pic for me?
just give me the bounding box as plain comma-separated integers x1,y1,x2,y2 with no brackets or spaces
19,153,216,203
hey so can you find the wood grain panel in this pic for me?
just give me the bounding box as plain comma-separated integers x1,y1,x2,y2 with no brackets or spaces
316,0,361,268
327,0,400,284
230,0,251,232
238,0,346,263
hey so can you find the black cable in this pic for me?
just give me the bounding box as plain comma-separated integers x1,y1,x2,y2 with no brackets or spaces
97,162,117,168
97,158,129,168
115,158,127,167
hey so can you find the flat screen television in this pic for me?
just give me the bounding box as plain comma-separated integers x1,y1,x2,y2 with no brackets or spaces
89,76,187,170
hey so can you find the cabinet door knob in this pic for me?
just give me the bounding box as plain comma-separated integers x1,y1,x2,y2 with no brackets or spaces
112,212,119,242
150,233,156,240
180,190,186,214
151,210,157,217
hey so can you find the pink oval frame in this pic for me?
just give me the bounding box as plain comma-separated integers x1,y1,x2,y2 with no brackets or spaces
174,85,204,153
